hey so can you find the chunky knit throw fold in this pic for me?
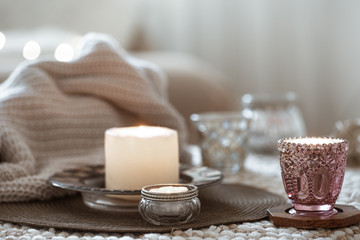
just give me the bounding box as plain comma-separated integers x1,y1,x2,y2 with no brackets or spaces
0,33,187,202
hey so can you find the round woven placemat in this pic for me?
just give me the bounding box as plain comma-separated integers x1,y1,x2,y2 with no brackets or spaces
0,184,285,233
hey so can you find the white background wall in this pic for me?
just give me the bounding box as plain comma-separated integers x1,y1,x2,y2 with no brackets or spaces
0,0,141,48
139,0,360,136
1,0,360,136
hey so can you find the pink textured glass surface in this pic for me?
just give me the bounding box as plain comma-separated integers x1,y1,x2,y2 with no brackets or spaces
278,137,348,214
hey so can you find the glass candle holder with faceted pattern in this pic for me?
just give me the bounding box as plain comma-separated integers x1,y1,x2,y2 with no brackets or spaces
139,184,200,226
190,112,252,174
278,137,348,215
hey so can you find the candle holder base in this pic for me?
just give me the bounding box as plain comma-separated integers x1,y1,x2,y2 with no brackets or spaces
82,192,139,212
288,207,338,217
49,164,222,212
267,204,360,229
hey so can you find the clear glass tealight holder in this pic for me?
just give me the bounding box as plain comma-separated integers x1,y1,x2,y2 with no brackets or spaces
278,137,348,216
190,111,252,173
139,184,200,226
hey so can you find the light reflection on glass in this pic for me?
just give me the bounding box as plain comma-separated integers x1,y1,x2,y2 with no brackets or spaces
0,32,6,50
23,41,41,60
54,43,74,62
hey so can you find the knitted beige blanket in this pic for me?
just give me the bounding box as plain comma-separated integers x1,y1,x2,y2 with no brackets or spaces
0,33,187,202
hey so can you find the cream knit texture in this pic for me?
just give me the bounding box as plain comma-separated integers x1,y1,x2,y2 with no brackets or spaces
0,33,187,202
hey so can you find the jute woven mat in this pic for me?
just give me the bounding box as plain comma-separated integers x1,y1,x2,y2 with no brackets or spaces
0,184,285,233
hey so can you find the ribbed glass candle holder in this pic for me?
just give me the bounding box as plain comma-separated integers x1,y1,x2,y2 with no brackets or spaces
139,184,200,226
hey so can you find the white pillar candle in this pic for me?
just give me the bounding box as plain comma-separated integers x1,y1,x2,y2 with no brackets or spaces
105,126,179,198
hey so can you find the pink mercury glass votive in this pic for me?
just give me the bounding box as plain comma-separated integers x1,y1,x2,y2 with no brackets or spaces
278,137,348,215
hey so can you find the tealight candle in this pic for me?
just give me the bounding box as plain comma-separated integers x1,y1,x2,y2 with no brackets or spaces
149,186,188,194
284,137,344,145
105,126,179,200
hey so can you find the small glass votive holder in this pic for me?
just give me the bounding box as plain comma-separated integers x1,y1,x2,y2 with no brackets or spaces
241,92,307,154
190,111,252,173
138,184,200,226
278,137,349,216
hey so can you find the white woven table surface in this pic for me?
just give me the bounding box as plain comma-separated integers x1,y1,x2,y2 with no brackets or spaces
1,154,360,240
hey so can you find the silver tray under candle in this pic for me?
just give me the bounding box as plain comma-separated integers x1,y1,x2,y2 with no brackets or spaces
49,165,222,212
